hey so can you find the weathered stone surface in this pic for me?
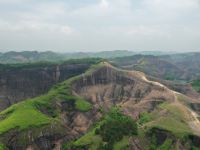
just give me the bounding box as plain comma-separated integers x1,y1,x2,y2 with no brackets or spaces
73,65,175,118
0,63,90,111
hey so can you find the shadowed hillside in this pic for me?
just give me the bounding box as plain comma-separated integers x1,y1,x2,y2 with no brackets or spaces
0,58,101,111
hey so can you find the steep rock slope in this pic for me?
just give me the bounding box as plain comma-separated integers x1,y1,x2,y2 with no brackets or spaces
72,63,175,118
0,62,200,150
71,63,200,149
0,59,99,111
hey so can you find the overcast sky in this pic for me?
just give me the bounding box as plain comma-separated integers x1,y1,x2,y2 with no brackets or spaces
0,0,200,52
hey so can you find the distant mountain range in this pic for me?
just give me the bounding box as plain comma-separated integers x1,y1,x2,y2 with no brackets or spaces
111,52,200,81
1,50,200,82
0,51,59,63
0,50,175,64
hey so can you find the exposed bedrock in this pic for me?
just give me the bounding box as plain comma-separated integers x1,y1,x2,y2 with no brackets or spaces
0,63,91,111
72,66,175,118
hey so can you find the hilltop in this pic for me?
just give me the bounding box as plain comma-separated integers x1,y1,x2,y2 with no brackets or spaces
0,62,200,149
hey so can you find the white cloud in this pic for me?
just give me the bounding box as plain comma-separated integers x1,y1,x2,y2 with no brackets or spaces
0,19,74,35
143,0,199,13
127,25,168,37
60,26,74,35
0,0,23,4
100,0,110,9
0,0,200,51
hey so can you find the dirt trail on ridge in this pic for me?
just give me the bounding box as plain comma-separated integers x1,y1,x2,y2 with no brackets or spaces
140,73,200,135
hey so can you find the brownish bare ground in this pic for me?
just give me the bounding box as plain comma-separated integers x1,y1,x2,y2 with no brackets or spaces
72,62,200,135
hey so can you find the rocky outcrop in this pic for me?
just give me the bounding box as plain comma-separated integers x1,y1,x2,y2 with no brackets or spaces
0,102,101,150
1,62,200,150
72,64,175,118
0,63,91,111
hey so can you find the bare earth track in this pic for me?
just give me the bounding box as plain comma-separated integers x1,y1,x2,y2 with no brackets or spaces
141,72,200,135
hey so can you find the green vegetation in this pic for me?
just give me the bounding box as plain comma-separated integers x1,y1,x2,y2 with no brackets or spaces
0,57,102,71
0,101,52,134
0,60,106,135
192,79,200,93
164,73,175,80
72,107,137,150
154,117,190,137
75,97,92,112
113,136,129,150
159,102,191,121
0,50,133,64
0,144,4,150
150,137,173,150
138,111,152,125
157,139,172,150
138,58,149,66
95,108,137,143
146,102,191,137
62,143,69,150
192,146,200,150
73,130,102,150
0,61,56,71
0,59,199,149
136,101,200,149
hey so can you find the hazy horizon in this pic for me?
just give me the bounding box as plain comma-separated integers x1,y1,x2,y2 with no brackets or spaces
0,49,199,54
0,0,200,52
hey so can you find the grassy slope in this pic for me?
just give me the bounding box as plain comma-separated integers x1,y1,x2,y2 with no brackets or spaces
72,108,137,150
0,101,52,134
0,144,4,150
192,79,200,93
0,91,55,135
0,61,198,149
113,136,129,150
0,61,105,135
143,102,192,137
68,62,195,149
136,100,197,150
73,129,102,150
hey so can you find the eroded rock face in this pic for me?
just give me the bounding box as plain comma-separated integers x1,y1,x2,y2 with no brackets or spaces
72,65,175,118
0,109,101,150
0,64,186,149
0,63,91,111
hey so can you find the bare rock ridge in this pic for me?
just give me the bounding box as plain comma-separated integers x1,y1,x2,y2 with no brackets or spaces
70,62,200,149
1,62,200,149
72,62,175,118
